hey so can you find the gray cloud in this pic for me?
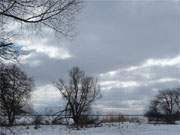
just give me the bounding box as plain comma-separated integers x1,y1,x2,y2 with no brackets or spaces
14,0,180,114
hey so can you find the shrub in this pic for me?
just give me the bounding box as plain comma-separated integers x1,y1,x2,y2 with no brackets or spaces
33,116,43,129
78,115,100,128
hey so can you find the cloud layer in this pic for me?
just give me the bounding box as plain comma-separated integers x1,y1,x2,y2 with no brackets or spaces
10,1,180,114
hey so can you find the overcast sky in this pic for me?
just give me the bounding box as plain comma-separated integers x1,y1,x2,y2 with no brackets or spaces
14,0,180,114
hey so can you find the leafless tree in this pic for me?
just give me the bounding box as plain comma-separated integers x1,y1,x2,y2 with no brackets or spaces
174,88,180,110
145,88,180,123
0,64,33,126
0,0,81,59
55,67,100,128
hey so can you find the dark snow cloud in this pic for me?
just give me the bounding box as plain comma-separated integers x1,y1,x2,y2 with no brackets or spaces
12,0,180,114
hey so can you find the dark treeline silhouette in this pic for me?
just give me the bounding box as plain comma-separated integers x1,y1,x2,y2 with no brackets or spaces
145,88,180,124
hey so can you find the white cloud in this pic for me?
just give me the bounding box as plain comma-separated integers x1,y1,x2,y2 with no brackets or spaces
99,78,180,91
100,55,180,78
99,80,140,90
148,78,180,85
17,38,72,61
30,84,64,114
126,55,180,71
99,55,180,91
31,84,62,104
18,52,42,67
4,21,72,63
93,100,145,115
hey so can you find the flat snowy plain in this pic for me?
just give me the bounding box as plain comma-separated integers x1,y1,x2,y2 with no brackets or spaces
1,123,180,135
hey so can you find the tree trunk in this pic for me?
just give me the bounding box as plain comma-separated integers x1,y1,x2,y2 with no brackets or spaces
8,113,15,126
74,117,79,129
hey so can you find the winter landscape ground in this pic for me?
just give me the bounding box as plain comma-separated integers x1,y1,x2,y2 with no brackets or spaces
0,1,179,135
1,123,180,135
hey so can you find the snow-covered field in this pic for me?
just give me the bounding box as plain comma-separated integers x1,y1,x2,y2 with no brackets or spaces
1,123,180,135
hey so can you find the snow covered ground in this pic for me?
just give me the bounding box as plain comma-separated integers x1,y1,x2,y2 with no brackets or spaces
1,123,180,135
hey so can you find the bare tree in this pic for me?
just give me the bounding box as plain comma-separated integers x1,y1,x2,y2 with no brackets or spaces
0,64,33,126
55,67,100,128
0,0,81,59
145,88,180,123
174,88,180,111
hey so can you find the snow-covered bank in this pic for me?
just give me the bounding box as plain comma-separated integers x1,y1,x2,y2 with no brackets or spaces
1,123,180,135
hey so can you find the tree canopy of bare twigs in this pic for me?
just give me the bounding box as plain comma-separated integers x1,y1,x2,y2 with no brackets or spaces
145,88,180,123
0,64,33,126
0,0,81,35
55,67,101,128
0,0,81,60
